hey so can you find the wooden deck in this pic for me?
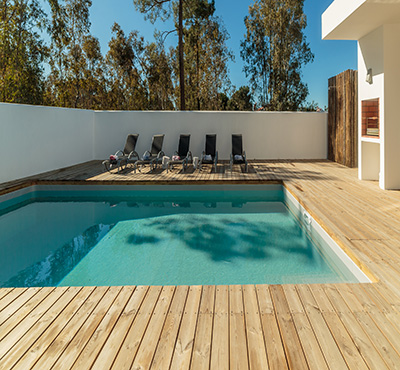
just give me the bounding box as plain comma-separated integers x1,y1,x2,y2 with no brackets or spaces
1,160,400,369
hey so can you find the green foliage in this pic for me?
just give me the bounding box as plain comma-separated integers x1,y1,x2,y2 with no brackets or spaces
0,0,259,112
218,92,229,110
241,0,314,111
105,23,148,110
133,0,187,109
144,40,174,110
0,0,47,104
182,1,233,110
227,86,253,111
45,0,104,109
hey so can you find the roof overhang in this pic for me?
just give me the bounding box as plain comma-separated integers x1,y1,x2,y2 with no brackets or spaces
322,0,400,40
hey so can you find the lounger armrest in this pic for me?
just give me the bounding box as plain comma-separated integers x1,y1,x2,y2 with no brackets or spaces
243,151,247,161
157,151,165,159
215,151,218,164
187,151,193,162
128,151,139,159
115,150,124,156
198,152,204,170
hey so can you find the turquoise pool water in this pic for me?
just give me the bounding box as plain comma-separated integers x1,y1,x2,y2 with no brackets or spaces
0,185,361,287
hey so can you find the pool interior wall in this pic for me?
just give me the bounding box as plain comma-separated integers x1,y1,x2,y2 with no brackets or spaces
0,184,371,287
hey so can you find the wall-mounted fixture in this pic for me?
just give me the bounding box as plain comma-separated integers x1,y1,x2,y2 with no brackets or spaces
366,68,373,84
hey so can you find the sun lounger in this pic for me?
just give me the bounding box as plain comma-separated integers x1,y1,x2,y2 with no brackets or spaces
199,134,218,172
102,134,139,173
133,134,165,173
230,134,248,172
167,134,192,173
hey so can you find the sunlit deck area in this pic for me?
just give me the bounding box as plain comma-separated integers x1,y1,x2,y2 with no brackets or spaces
1,159,400,369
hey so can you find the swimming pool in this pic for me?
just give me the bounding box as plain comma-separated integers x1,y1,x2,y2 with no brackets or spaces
0,184,369,287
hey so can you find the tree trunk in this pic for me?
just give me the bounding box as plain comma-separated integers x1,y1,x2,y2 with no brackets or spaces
196,39,200,110
178,0,185,110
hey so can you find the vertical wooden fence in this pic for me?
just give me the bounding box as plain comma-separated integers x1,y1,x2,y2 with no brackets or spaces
328,69,358,168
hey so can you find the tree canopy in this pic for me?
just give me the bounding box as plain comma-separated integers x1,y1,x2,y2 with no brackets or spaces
0,0,318,111
241,0,314,110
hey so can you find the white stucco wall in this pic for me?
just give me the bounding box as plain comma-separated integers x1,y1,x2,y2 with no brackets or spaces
0,103,94,184
358,24,400,189
0,103,328,184
382,24,400,189
358,27,384,184
94,111,327,161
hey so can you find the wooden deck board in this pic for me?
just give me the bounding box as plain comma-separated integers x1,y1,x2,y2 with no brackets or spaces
132,285,175,369
210,285,229,370
91,286,148,370
170,285,202,370
191,285,215,370
282,285,329,370
1,159,400,368
50,286,122,370
12,286,96,369
242,285,269,370
151,285,188,370
256,285,288,370
322,284,390,369
110,286,162,369
32,286,109,370
229,285,249,370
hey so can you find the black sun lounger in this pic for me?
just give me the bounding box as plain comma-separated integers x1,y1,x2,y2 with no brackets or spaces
167,134,192,173
133,134,165,173
230,134,248,172
102,134,139,173
199,134,218,172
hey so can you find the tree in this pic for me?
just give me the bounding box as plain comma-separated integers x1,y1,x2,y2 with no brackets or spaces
182,1,233,110
227,86,253,111
0,0,47,104
144,40,174,110
46,0,104,109
133,0,186,110
241,0,313,111
105,23,148,110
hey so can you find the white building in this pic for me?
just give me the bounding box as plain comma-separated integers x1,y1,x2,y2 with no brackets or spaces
323,0,400,190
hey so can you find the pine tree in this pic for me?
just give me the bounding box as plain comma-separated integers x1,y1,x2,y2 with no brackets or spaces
0,0,47,104
105,23,148,110
227,86,253,111
46,0,105,109
183,1,233,110
241,0,313,111
133,0,186,110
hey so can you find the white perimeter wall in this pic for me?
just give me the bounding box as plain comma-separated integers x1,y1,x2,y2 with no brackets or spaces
94,111,327,161
0,103,94,184
0,103,328,184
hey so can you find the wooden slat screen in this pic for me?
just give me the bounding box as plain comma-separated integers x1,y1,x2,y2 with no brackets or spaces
328,70,358,168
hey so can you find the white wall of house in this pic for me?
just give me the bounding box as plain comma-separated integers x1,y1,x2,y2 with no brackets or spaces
358,26,384,183
0,103,328,184
382,24,400,190
358,24,400,189
323,0,400,190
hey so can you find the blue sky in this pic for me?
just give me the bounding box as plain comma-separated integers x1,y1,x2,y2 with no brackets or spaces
89,0,357,108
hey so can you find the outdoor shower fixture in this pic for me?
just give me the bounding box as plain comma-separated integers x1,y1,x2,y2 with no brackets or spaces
366,68,373,84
